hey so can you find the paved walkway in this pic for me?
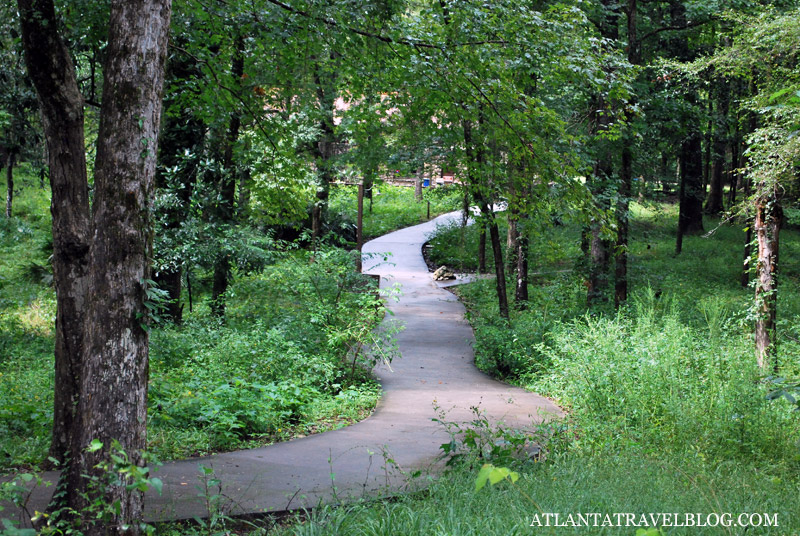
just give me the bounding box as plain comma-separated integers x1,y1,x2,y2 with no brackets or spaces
10,211,560,523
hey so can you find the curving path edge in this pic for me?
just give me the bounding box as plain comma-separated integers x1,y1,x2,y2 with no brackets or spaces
9,210,561,523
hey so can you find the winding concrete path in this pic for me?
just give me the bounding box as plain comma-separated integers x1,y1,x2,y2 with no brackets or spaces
9,211,560,523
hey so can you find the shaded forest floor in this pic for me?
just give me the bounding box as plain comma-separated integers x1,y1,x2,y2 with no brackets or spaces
0,172,460,471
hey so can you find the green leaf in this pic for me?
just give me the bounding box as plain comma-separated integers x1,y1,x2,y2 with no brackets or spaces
149,477,163,495
475,463,519,492
87,439,104,453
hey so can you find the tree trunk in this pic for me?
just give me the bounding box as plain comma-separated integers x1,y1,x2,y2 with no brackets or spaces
414,167,423,201
754,190,782,372
18,0,92,473
478,222,487,274
461,188,469,227
485,207,509,320
676,131,704,254
515,221,529,308
154,47,205,324
311,55,338,243
615,0,638,307
728,122,740,208
211,34,244,319
705,81,729,216
462,117,507,319
21,0,171,531
5,152,14,218
615,146,632,307
506,178,519,275
70,1,171,532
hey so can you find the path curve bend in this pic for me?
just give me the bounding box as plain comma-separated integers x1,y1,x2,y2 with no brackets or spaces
12,211,560,523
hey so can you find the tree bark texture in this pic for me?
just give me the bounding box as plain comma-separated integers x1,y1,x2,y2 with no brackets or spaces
17,0,92,471
21,0,172,531
754,191,782,372
72,1,171,532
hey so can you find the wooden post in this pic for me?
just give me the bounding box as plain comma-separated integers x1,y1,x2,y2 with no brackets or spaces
357,182,364,272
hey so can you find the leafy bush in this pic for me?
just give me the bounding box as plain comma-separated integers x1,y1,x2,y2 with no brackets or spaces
529,292,800,462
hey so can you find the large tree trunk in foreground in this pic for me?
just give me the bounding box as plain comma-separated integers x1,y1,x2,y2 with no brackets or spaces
754,190,782,372
21,0,171,532
71,2,170,532
18,0,92,471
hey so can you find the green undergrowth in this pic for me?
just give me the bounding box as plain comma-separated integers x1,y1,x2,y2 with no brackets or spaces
0,172,394,471
328,183,462,240
271,201,800,536
275,454,798,535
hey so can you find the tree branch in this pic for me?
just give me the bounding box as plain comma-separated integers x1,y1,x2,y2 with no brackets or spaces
640,18,716,43
262,0,507,49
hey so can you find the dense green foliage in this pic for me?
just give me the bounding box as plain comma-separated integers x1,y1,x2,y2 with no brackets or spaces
0,171,391,469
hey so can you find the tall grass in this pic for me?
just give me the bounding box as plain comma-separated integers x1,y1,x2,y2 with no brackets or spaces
269,201,800,536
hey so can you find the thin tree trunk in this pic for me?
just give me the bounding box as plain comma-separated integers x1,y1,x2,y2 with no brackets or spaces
478,223,487,274
515,220,529,308
415,167,423,201
211,34,244,319
461,188,469,227
703,99,712,194
676,131,704,253
154,46,205,324
311,54,338,243
462,117,507,319
728,127,740,208
616,146,632,307
506,178,519,275
705,81,729,215
754,190,782,372
18,0,92,474
5,152,14,218
485,207,509,320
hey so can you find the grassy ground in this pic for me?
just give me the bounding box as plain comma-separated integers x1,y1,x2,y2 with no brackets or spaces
270,201,800,536
0,167,396,470
328,183,463,240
